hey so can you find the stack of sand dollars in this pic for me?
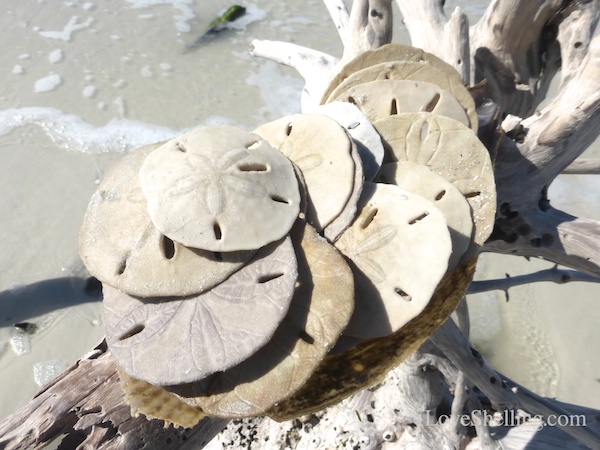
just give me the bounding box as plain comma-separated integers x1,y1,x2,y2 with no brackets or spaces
79,44,496,428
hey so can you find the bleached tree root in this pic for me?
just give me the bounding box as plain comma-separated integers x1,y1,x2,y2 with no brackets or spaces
0,340,228,450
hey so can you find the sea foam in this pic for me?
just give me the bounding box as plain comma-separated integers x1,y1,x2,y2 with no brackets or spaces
0,107,238,154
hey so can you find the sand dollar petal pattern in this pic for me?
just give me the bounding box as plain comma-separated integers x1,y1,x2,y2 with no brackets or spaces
326,60,477,130
332,79,470,127
139,126,300,252
335,182,451,339
321,43,467,101
374,113,497,249
377,161,475,269
311,102,385,181
103,236,298,386
254,114,361,234
79,144,255,298
167,222,355,418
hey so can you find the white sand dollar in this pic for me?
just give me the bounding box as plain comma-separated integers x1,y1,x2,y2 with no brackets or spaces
333,79,470,127
103,237,298,386
254,114,360,234
377,161,475,269
168,222,355,418
326,61,477,130
335,182,452,339
311,102,384,181
374,113,497,250
139,126,300,252
79,144,255,298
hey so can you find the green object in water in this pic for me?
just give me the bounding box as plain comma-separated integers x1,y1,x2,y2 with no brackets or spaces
186,5,247,51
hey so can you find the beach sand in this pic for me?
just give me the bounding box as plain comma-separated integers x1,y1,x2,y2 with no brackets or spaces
0,0,598,426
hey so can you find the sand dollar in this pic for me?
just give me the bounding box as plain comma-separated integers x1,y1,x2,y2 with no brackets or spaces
377,161,475,269
311,102,385,181
374,113,496,249
103,236,298,386
79,144,255,298
326,60,477,130
332,79,470,127
322,43,465,100
254,114,361,235
335,182,451,339
267,257,477,421
139,126,300,252
167,222,354,418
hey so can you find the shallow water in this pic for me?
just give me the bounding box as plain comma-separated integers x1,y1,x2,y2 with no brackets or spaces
0,0,598,421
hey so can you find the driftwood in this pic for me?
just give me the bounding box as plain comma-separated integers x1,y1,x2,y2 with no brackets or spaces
2,0,600,448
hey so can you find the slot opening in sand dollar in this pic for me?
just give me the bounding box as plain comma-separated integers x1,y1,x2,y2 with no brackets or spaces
286,122,293,136
394,287,412,302
299,330,315,345
116,256,129,275
213,222,223,240
464,191,482,198
390,98,398,115
270,194,291,205
246,140,261,150
161,235,176,260
421,122,429,141
361,207,379,229
409,212,429,225
119,324,145,341
435,190,447,201
422,93,441,112
258,272,284,284
238,162,269,172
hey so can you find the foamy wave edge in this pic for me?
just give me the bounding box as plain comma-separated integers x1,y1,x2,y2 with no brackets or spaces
0,107,238,154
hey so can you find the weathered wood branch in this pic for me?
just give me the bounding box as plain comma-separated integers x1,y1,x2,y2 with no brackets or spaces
467,265,600,294
322,0,350,47
562,158,600,174
0,340,228,450
395,0,471,83
485,5,600,277
470,0,565,116
487,207,600,277
342,0,394,63
249,39,338,111
430,320,600,449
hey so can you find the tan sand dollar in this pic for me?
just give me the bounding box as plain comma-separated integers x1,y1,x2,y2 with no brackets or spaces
311,102,385,181
326,60,477,130
335,182,452,339
168,222,355,418
79,144,255,298
332,79,470,127
139,126,300,252
377,161,475,269
374,113,497,250
268,257,477,421
321,43,468,104
103,236,298,386
254,114,360,234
